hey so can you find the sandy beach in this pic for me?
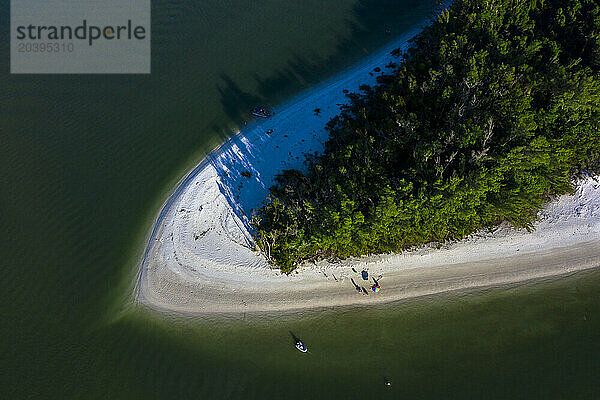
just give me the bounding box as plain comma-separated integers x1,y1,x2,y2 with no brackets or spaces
135,32,600,316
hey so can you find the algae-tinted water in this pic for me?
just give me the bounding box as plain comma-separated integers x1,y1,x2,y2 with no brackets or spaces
2,1,599,399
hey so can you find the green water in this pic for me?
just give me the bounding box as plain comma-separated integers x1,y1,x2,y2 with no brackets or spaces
2,1,599,398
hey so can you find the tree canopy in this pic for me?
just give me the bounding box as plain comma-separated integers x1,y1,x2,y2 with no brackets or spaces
252,0,600,272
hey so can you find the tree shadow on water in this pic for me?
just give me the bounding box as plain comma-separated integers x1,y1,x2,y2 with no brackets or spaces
216,0,441,128
216,73,265,122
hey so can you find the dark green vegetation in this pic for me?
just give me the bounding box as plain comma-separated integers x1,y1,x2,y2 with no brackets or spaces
253,0,600,271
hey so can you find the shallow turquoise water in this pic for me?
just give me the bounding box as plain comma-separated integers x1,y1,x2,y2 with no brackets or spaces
2,1,599,398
